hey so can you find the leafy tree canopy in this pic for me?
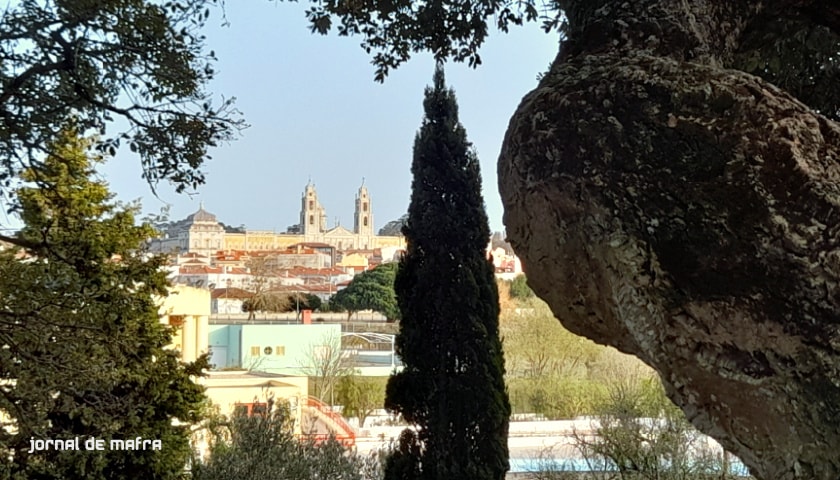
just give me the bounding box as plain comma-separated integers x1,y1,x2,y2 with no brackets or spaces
242,292,292,314
331,263,399,321
0,0,243,240
290,0,838,118
336,375,387,428
0,127,208,479
242,292,322,314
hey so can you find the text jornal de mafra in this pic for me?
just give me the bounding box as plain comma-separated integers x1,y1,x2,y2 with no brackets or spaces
28,436,163,453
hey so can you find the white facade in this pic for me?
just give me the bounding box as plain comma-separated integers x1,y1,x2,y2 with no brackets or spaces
150,204,225,256
301,181,385,250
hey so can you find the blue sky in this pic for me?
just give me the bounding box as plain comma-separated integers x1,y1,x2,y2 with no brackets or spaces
99,2,561,233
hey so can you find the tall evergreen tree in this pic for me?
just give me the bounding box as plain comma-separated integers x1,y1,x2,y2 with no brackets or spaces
384,65,510,480
0,128,208,479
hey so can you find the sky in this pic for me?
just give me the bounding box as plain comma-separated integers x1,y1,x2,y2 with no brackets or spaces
98,2,561,234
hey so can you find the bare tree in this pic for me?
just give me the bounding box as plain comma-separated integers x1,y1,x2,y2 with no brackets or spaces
299,331,357,406
242,255,289,320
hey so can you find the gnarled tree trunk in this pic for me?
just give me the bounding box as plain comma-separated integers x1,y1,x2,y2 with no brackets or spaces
499,1,840,479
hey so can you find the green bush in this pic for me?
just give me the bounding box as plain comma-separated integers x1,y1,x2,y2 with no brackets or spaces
509,274,534,299
336,375,387,428
508,377,609,419
192,397,380,480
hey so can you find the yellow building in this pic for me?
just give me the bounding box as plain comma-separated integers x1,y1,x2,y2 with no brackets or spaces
223,230,304,251
158,284,210,363
336,252,370,270
197,371,308,429
157,285,308,430
152,181,405,257
225,180,405,252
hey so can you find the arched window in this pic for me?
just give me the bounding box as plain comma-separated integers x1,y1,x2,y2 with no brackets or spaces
363,203,368,212
363,217,368,227
309,200,314,210
309,215,314,225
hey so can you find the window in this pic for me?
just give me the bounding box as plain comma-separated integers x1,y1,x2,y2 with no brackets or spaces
309,200,314,209
275,346,286,356
234,402,268,417
250,346,260,356
363,203,368,212
309,215,314,225
263,346,273,355
363,216,368,227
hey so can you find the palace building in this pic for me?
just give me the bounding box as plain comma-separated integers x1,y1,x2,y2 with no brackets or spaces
150,181,404,257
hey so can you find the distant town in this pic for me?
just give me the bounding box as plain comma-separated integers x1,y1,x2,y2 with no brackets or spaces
149,180,523,313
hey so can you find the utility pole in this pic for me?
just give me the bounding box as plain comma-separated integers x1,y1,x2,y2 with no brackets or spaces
296,289,300,322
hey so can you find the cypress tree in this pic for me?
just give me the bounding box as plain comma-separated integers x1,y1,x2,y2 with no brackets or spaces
384,64,510,480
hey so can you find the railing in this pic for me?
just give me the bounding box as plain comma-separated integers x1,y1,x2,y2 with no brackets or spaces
303,395,356,448
210,312,388,322
209,314,398,334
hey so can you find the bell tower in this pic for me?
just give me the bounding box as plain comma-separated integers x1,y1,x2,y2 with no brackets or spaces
300,181,326,236
354,178,374,237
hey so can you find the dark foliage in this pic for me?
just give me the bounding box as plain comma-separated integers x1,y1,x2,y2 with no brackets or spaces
192,397,369,480
384,65,510,480
0,128,208,479
0,0,244,221
331,263,399,320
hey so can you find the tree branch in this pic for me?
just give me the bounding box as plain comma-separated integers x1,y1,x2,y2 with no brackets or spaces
0,233,42,251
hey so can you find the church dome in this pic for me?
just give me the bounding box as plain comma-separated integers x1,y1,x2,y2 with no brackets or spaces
187,203,217,223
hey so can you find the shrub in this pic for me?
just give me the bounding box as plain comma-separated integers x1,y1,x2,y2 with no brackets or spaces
192,397,379,480
569,380,753,480
509,274,535,299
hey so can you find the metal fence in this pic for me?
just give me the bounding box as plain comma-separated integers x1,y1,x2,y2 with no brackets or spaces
210,311,388,322
209,313,398,334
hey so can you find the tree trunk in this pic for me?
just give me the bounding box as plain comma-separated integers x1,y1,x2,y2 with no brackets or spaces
499,1,840,479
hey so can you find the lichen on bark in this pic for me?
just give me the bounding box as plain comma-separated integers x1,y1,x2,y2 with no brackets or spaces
499,1,840,479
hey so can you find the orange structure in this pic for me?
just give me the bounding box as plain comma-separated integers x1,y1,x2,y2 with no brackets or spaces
301,396,356,448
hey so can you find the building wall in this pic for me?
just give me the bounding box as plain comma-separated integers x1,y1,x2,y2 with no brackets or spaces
157,285,211,363
193,372,308,462
224,231,403,253
212,297,245,314
197,372,308,432
224,231,304,251
210,323,341,375
371,236,404,248
337,252,369,269
188,224,225,256
171,272,254,290
208,324,242,369
153,183,406,255
266,252,331,269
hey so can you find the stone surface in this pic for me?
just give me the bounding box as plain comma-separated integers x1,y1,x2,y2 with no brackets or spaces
499,2,840,478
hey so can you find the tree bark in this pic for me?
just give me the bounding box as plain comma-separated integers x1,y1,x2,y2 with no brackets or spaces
499,1,840,479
